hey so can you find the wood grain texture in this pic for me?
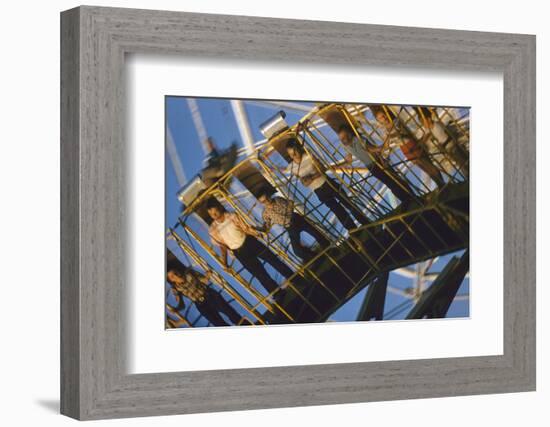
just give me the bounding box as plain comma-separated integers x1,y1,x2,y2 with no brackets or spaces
60,7,80,419
60,5,536,420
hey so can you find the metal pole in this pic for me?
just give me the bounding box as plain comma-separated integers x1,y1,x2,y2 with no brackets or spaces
186,98,209,154
231,100,256,155
245,100,313,113
166,125,187,186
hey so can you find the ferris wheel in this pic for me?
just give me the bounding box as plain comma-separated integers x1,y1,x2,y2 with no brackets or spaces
166,99,470,328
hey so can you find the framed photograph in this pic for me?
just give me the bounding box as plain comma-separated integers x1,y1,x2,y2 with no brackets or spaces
61,6,536,420
165,97,471,330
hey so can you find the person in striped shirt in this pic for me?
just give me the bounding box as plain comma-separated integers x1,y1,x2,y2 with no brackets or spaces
257,188,330,262
166,260,242,327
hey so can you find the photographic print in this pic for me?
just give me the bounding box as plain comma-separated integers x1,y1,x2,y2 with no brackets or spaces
165,98,470,328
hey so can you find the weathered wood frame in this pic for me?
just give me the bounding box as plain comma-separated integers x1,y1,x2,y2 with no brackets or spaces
60,5,536,420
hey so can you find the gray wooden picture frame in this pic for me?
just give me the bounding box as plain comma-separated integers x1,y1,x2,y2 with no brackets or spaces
60,5,536,420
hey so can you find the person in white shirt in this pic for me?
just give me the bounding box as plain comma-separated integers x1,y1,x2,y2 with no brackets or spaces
413,106,468,178
285,139,369,231
206,197,294,295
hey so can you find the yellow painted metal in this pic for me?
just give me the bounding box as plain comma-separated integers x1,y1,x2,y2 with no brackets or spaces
169,229,268,325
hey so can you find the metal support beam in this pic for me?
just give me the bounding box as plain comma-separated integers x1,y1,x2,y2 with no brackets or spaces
356,272,389,321
166,125,187,186
406,251,469,319
186,98,209,154
231,100,256,155
393,266,469,281
245,100,313,113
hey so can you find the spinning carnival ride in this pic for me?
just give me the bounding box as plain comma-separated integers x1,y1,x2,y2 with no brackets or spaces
166,101,470,328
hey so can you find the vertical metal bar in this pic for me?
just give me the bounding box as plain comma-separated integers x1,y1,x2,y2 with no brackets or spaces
166,125,187,186
231,100,256,155
186,98,210,154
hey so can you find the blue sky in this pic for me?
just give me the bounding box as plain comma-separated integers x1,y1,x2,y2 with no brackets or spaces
165,97,469,327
